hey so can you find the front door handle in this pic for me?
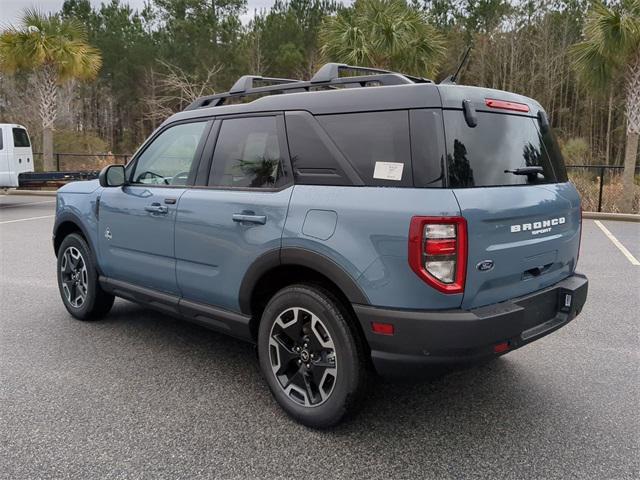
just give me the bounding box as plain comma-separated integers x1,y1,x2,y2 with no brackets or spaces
232,213,266,225
145,203,169,214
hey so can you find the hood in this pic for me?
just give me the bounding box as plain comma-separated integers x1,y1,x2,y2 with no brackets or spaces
57,179,101,194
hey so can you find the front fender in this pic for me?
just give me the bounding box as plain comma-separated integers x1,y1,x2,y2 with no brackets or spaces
54,189,101,262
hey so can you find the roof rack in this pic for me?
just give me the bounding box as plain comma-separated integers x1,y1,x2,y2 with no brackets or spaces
184,63,432,111
309,63,430,84
229,75,299,94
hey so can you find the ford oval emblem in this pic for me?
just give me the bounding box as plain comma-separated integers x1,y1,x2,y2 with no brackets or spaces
476,260,494,272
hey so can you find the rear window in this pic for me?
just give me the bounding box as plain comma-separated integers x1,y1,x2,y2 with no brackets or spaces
12,128,30,148
443,111,567,187
209,116,287,188
318,111,413,187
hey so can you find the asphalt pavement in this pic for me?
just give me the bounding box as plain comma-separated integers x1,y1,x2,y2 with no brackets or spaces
1,194,638,479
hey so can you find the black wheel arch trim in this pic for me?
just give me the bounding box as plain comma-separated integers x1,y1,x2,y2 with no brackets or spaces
238,246,370,315
53,211,95,256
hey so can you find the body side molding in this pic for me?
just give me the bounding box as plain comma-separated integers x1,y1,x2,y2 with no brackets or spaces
100,276,253,342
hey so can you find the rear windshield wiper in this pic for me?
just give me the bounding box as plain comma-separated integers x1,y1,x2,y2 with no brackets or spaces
504,166,544,176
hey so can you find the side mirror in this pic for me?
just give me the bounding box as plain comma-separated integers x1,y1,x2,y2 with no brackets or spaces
99,164,126,187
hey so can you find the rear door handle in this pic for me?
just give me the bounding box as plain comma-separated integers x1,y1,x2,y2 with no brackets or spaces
145,203,169,214
232,213,266,225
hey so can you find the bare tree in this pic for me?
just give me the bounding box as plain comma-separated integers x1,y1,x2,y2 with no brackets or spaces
144,61,222,125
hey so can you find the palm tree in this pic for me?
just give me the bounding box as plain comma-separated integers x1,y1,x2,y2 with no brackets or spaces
0,9,102,171
320,0,445,77
571,0,640,212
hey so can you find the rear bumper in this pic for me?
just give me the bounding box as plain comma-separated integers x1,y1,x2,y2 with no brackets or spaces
353,273,588,378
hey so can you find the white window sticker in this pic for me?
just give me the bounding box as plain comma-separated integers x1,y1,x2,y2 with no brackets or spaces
373,162,404,181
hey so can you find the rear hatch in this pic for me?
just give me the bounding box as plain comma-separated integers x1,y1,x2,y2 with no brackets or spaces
442,100,581,310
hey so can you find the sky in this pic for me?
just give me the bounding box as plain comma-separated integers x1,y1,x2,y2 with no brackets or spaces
0,0,284,27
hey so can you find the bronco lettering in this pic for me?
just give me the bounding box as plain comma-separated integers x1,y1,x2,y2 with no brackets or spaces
511,216,565,233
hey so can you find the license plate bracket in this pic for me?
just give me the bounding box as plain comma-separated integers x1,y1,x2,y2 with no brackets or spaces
558,289,573,313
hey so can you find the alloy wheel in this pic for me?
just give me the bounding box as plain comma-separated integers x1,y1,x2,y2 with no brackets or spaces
60,246,89,308
268,307,338,407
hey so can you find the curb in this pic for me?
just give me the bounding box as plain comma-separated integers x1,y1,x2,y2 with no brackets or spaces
4,189,57,197
582,211,640,222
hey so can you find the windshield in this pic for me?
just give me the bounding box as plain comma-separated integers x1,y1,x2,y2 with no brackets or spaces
443,111,567,188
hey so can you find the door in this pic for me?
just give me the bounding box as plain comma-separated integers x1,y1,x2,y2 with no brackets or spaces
441,110,581,310
98,120,210,294
175,115,293,312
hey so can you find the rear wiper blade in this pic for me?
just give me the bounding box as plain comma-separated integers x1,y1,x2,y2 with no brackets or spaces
504,166,544,176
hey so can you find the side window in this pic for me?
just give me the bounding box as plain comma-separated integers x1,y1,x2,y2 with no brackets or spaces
317,111,413,187
12,128,30,147
132,122,207,186
209,116,286,188
0,129,3,150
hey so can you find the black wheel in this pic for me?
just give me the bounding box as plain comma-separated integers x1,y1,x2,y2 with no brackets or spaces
56,233,114,320
258,284,369,428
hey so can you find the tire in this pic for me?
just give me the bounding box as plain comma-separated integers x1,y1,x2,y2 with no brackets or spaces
257,284,369,428
56,233,114,320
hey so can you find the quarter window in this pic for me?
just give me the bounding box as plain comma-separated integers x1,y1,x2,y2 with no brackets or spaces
131,122,207,186
209,116,286,188
285,111,353,186
317,111,413,187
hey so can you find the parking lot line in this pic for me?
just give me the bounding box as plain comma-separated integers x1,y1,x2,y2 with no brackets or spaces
594,220,640,266
0,200,56,209
0,214,55,225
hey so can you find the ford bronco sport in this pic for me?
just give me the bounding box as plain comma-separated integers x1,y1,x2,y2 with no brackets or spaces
53,63,588,428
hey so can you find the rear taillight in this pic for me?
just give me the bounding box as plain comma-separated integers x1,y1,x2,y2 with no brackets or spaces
408,216,467,294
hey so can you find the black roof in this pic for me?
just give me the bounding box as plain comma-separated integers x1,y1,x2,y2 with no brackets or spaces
164,62,543,128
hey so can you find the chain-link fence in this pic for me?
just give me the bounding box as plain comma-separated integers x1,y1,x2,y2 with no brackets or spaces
567,165,640,213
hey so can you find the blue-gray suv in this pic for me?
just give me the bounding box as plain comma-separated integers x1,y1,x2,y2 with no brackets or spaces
53,63,588,428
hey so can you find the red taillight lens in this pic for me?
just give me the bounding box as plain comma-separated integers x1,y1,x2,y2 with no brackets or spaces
577,205,583,267
425,239,457,255
408,216,467,294
485,98,530,112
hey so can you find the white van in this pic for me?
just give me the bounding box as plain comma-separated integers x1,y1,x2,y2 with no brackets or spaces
0,124,34,188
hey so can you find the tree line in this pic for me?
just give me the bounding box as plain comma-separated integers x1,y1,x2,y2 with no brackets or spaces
0,0,638,183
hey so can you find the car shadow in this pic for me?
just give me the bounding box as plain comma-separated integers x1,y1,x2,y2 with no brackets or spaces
100,299,567,440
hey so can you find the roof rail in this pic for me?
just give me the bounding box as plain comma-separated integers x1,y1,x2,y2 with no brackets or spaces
229,75,300,94
310,63,394,83
184,63,433,111
310,62,431,84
